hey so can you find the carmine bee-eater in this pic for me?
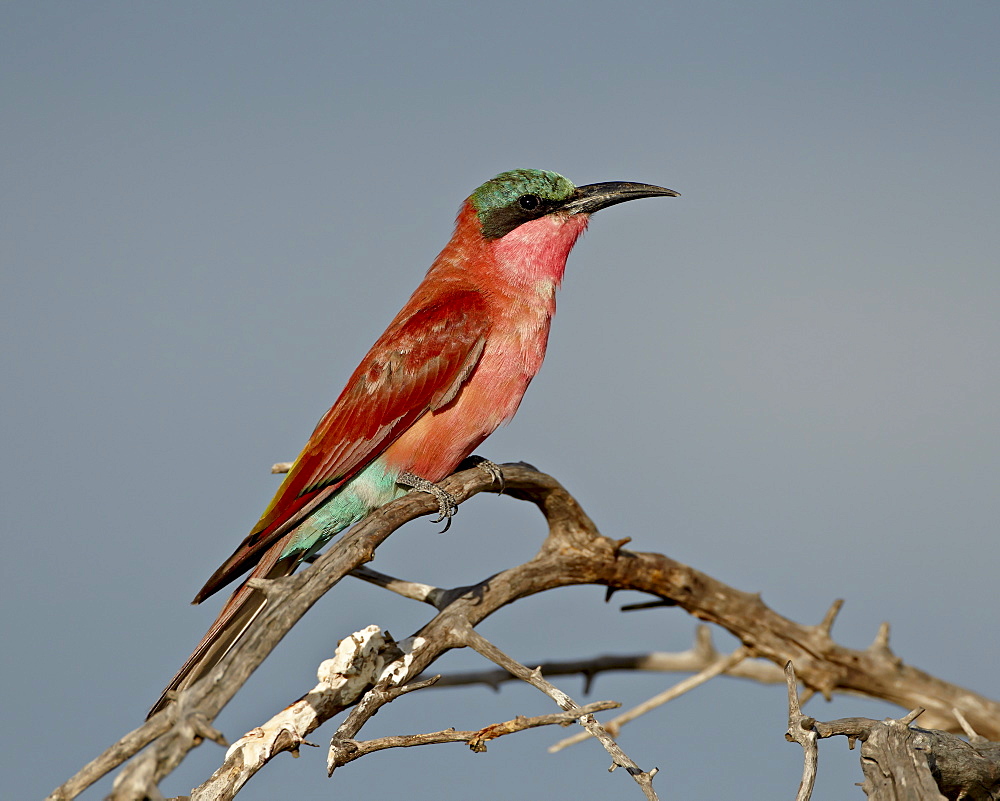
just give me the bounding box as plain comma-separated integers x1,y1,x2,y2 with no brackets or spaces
149,168,678,716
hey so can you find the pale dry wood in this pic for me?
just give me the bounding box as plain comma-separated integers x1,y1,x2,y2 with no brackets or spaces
191,625,399,801
48,463,1000,800
784,661,820,801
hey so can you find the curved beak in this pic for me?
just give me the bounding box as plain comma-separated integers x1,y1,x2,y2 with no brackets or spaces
560,181,680,215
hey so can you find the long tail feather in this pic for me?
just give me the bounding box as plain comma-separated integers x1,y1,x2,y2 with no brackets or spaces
148,546,297,718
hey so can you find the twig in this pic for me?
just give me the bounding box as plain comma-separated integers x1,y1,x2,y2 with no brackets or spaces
331,672,444,752
951,707,985,743
348,564,446,606
550,646,751,752
329,701,620,769
454,622,660,801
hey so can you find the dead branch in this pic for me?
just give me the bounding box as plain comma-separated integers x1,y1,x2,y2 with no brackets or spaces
818,715,1000,800
191,625,399,800
785,661,821,801
48,463,1000,800
328,700,620,767
785,662,1000,800
453,621,660,801
550,644,751,752
427,624,785,693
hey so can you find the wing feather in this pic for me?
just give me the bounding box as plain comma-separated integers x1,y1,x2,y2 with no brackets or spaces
193,288,490,602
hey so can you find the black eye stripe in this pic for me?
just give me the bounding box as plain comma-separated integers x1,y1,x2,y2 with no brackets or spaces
480,193,560,239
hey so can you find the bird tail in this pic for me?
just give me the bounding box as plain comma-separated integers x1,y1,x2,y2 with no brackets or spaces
147,547,297,718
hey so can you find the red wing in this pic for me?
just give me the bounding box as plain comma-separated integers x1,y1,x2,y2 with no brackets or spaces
193,289,490,602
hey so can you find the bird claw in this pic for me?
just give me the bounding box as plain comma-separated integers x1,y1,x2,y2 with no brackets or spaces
461,455,506,493
397,472,459,532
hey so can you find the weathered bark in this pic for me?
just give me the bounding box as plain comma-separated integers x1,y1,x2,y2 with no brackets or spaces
47,464,1000,801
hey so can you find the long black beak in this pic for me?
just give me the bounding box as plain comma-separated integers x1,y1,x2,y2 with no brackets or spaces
560,181,680,215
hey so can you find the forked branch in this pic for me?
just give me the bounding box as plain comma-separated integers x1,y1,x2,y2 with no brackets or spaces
784,662,1000,800
48,464,1000,801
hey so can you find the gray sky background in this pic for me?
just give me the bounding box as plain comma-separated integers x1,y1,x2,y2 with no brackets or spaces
3,2,999,799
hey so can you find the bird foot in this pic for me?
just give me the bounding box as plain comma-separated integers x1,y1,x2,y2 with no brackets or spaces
397,471,459,532
460,454,505,493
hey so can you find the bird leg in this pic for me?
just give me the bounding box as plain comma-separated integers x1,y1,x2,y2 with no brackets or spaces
397,472,459,532
460,455,505,493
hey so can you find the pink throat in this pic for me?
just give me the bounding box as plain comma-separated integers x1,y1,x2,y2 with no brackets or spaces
488,213,590,288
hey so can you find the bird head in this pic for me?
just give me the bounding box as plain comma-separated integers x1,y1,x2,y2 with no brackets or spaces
470,168,679,240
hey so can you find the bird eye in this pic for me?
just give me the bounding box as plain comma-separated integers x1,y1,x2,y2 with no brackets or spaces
518,194,541,211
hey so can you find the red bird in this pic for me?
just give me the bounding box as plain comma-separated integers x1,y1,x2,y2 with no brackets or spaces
150,168,677,715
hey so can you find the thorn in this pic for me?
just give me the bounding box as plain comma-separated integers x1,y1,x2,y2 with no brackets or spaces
818,598,844,636
953,708,983,741
604,586,617,603
848,735,857,750
900,707,925,727
871,621,890,649
191,714,229,747
611,536,632,557
868,622,902,666
619,599,677,611
694,625,716,659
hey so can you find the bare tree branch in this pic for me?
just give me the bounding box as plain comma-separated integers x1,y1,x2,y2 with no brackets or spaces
550,644,751,752
454,621,660,801
191,625,401,801
328,700,620,767
785,661,1000,800
48,463,1000,800
429,624,785,692
814,712,1000,800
